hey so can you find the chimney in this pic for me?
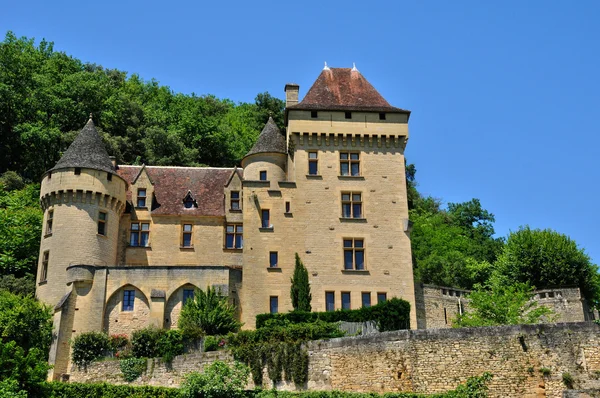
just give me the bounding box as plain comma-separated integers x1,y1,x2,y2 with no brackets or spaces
284,83,299,107
109,156,118,170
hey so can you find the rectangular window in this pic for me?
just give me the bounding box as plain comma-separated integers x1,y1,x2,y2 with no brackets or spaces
269,252,278,268
340,152,360,176
98,212,107,236
343,238,365,270
107,173,112,181
362,292,371,308
182,224,193,247
341,292,351,310
230,191,240,210
260,170,267,181
261,209,270,228
270,296,278,314
40,251,49,282
46,210,54,235
285,201,291,213
225,224,243,249
137,189,147,208
325,291,335,312
74,167,81,175
341,192,362,218
311,111,318,118
379,112,386,120
130,222,150,247
308,151,318,175
377,292,387,304
183,289,194,305
122,290,135,311
345,111,352,119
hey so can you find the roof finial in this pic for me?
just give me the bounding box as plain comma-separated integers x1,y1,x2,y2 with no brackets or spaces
352,62,358,72
89,112,93,120
323,61,330,71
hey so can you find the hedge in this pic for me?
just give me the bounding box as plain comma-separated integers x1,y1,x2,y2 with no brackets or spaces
44,382,180,397
256,298,411,331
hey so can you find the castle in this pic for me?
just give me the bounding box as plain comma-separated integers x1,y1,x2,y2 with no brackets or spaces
35,66,591,381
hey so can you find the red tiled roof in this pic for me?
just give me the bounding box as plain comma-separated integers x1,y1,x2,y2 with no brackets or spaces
117,166,241,216
288,68,410,114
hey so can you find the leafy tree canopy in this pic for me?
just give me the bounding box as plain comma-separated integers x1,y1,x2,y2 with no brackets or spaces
494,226,600,305
453,276,555,327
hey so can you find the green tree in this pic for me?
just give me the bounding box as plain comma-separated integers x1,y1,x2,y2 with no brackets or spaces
178,286,241,337
290,253,312,312
454,277,555,327
494,226,600,305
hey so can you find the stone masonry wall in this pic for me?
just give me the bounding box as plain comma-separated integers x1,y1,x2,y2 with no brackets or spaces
70,322,600,397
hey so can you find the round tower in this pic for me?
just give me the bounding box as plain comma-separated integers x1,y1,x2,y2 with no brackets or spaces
241,116,287,183
36,116,127,308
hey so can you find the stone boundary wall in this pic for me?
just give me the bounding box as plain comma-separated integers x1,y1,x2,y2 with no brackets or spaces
70,322,600,397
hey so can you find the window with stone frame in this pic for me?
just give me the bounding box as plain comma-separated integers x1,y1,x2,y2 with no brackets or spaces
341,192,363,218
46,210,54,235
183,289,194,305
261,209,271,228
341,292,351,310
340,152,360,176
40,251,49,282
130,222,150,247
269,251,278,268
122,290,135,311
343,238,365,270
182,224,193,247
325,291,335,312
362,292,371,308
225,224,243,249
230,191,240,210
308,151,318,175
270,296,278,314
137,188,147,208
377,292,387,304
260,170,267,181
97,211,107,236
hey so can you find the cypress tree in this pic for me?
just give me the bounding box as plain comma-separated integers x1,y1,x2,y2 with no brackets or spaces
290,253,312,311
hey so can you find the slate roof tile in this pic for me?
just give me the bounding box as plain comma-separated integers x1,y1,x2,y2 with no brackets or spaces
244,117,287,158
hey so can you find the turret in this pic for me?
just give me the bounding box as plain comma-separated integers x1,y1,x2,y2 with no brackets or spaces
36,116,127,307
241,117,287,185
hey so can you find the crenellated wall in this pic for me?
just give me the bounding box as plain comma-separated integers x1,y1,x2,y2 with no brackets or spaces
69,322,600,398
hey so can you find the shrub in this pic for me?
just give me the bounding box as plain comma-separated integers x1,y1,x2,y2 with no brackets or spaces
44,381,181,397
562,372,575,389
204,335,224,352
255,297,411,332
156,329,184,362
71,331,110,368
178,286,241,337
180,360,249,398
120,357,147,382
131,327,163,358
540,367,552,376
131,327,184,362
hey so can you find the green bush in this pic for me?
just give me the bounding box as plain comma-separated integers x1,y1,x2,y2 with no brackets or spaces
157,330,184,362
71,332,110,368
120,357,148,382
204,335,224,352
131,327,184,362
44,381,180,397
255,298,411,332
180,360,249,398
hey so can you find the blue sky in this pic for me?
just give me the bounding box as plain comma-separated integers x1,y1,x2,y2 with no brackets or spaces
2,1,599,263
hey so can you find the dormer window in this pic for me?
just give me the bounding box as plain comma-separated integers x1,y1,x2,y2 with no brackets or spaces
137,189,147,208
183,191,197,209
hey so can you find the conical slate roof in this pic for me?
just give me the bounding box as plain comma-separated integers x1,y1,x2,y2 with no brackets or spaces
244,117,287,158
50,117,116,174
288,67,410,114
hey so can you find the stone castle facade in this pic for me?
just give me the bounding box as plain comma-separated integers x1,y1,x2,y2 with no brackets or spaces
34,66,593,380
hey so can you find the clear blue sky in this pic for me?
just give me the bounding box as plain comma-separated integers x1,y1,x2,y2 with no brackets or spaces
2,1,599,263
